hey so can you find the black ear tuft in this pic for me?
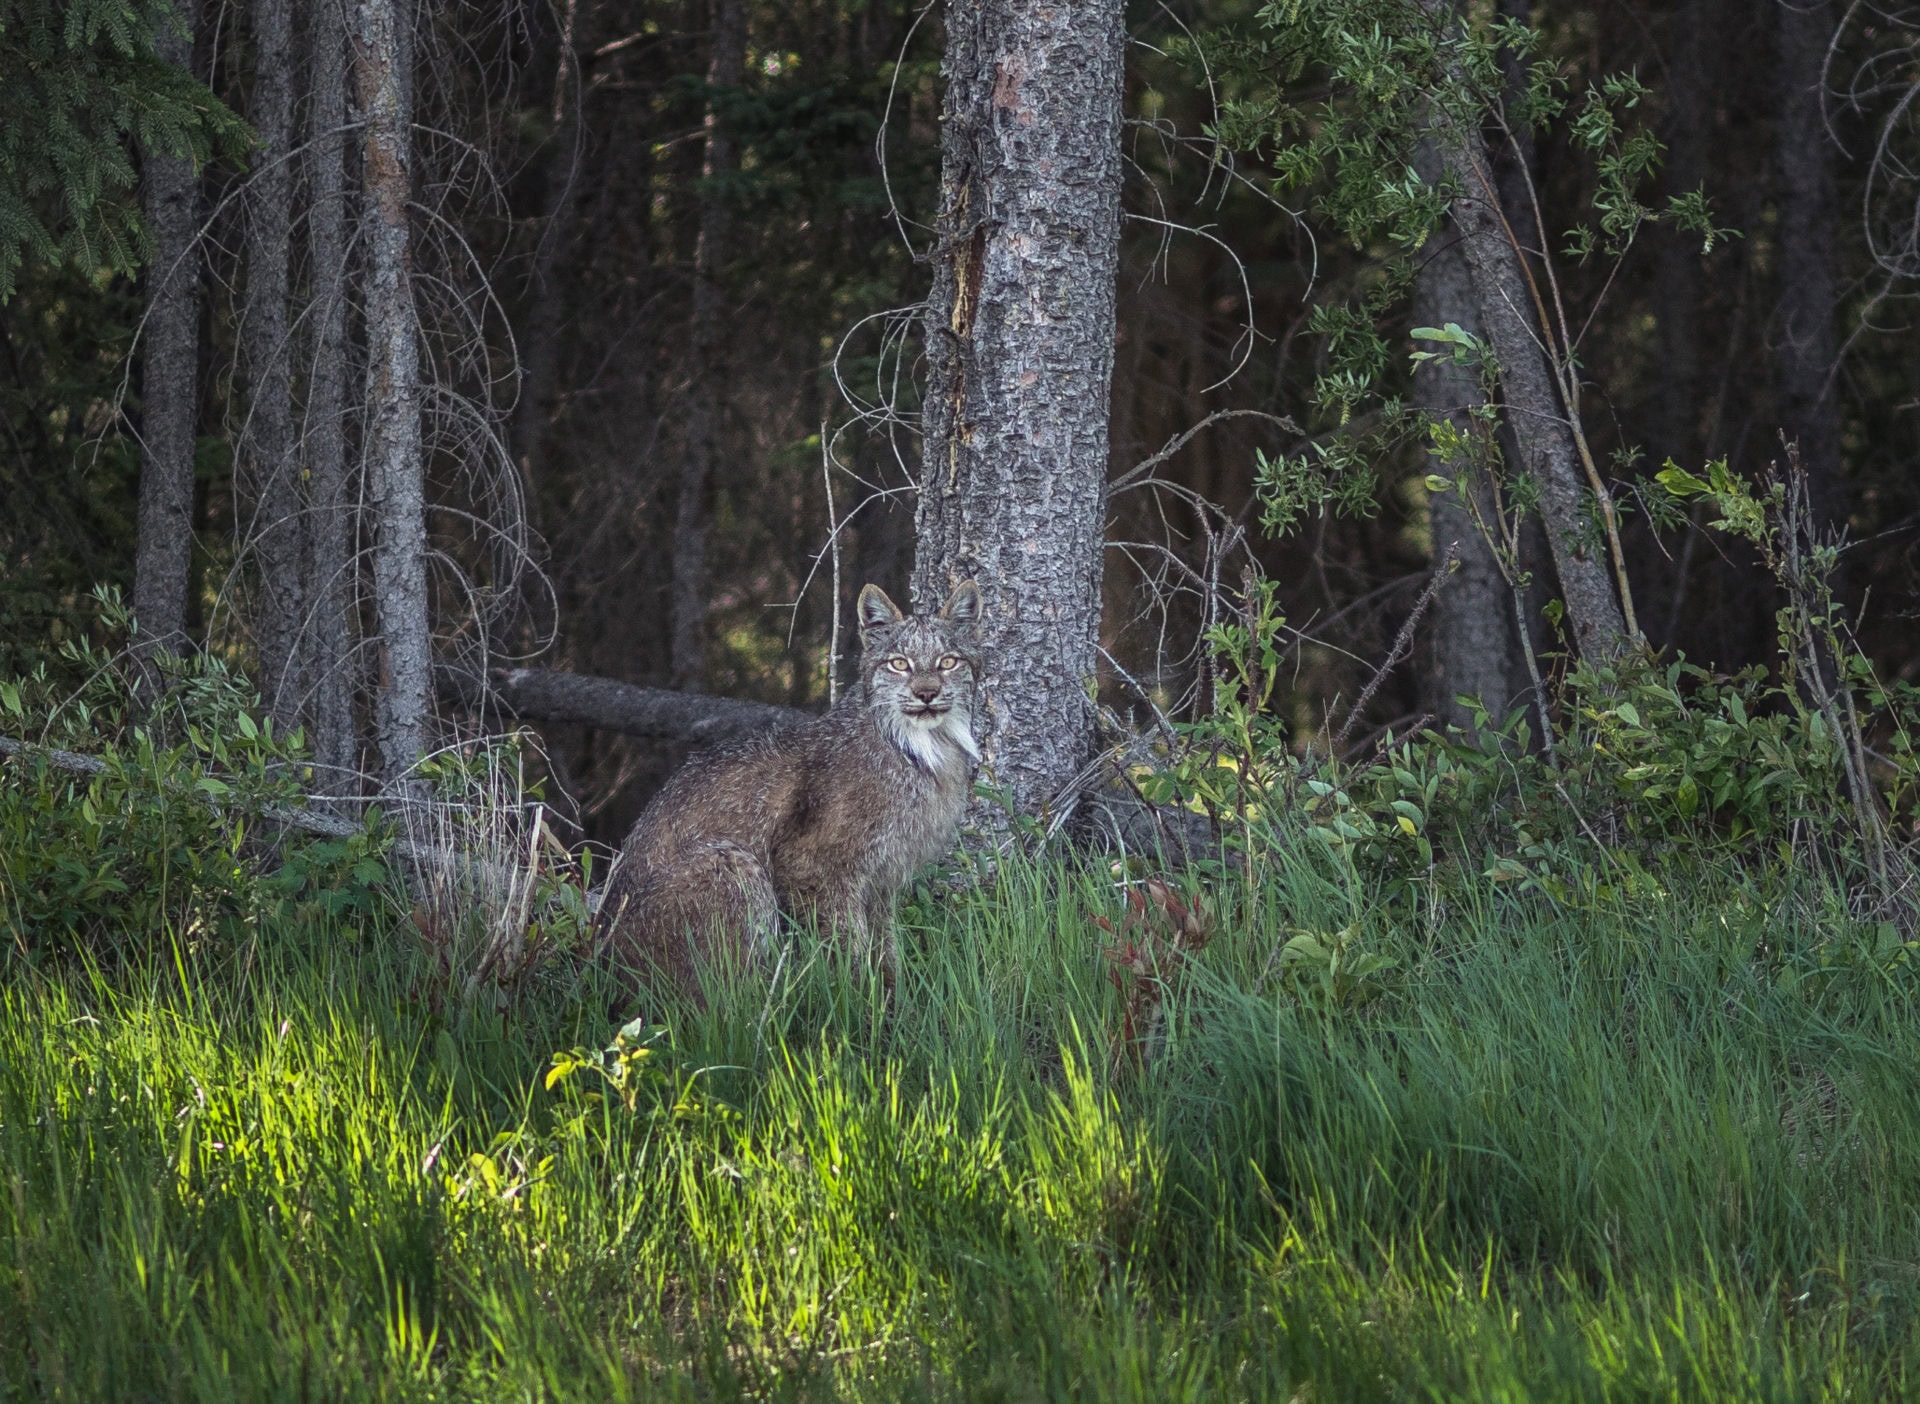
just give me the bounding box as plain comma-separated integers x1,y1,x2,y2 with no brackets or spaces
940,580,982,627
858,583,904,630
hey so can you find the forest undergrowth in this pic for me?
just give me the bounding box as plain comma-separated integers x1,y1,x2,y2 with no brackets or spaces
4,462,1920,1398
3,746,1919,1398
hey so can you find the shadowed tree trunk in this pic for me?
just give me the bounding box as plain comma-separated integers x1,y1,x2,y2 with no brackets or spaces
244,0,304,729
670,0,748,691
1414,224,1524,732
356,0,430,791
307,0,359,793
912,0,1127,820
1417,0,1632,660
1653,0,1711,474
1773,0,1848,534
509,0,582,509
133,0,203,664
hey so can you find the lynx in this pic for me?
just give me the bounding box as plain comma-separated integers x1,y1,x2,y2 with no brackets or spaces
593,580,984,994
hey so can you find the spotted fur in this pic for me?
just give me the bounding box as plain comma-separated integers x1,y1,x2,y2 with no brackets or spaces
594,580,984,997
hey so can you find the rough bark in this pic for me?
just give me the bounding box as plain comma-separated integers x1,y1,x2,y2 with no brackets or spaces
356,0,431,791
1773,0,1848,534
306,0,359,790
1413,224,1524,731
669,0,748,691
913,0,1127,820
244,0,305,729
1419,1,1631,660
133,0,203,663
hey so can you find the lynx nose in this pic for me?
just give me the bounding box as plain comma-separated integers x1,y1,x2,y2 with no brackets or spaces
910,676,942,704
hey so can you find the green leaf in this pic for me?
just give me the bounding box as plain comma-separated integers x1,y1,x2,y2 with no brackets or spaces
1655,465,1710,497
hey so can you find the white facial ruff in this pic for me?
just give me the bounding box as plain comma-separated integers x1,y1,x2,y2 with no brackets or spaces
881,705,980,774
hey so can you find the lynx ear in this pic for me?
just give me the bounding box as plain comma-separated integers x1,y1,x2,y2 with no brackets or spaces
857,583,905,631
939,580,982,628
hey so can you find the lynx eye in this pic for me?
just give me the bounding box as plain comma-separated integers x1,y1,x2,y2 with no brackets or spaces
885,657,912,673
937,655,960,671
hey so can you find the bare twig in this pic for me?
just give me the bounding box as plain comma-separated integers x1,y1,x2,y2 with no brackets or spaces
1333,542,1458,752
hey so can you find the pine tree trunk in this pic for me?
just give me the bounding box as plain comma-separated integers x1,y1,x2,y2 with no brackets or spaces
133,0,203,663
244,0,305,729
307,0,359,792
1419,0,1631,659
1414,224,1524,731
1653,0,1710,474
509,0,582,515
669,0,748,691
912,0,1127,820
1773,0,1847,533
355,0,431,791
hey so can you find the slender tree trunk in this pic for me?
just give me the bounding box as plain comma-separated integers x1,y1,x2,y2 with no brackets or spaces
1773,0,1848,534
669,0,748,691
509,0,582,506
356,0,431,791
1653,0,1710,473
307,0,359,792
133,0,203,663
1418,1,1631,659
1414,224,1523,731
244,0,305,728
913,0,1127,819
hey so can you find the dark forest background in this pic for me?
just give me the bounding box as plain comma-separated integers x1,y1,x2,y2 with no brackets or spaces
5,0,1918,848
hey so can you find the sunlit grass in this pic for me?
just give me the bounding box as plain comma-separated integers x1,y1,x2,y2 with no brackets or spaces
2,854,1917,1399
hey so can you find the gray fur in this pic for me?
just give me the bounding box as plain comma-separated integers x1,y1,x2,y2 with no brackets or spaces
594,580,984,996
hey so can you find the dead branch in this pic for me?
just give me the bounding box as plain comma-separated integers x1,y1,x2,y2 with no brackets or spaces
438,665,807,745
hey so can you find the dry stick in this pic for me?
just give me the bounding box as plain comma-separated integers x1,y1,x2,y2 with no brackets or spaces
822,420,842,708
1110,408,1300,491
1332,542,1460,753
1512,584,1561,771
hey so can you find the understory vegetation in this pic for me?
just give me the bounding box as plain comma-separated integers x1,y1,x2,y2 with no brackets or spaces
4,594,1918,1400
3,846,1917,1398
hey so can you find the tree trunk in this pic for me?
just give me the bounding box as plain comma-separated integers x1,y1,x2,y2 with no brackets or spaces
307,0,359,792
1419,1,1632,660
509,0,582,509
133,0,203,664
1773,0,1847,534
244,0,304,729
1414,224,1524,731
912,0,1127,821
1652,0,1710,474
669,0,748,691
356,0,431,791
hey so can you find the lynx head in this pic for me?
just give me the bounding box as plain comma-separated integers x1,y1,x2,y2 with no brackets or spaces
856,581,983,774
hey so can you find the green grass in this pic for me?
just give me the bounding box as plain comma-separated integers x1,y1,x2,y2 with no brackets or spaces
3,853,1918,1400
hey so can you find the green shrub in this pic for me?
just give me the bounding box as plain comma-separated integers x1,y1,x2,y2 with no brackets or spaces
0,595,391,961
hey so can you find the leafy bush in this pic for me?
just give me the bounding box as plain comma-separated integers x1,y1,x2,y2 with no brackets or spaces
1136,471,1919,930
0,594,391,960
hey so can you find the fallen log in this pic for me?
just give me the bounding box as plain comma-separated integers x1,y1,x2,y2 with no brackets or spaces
439,666,807,745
